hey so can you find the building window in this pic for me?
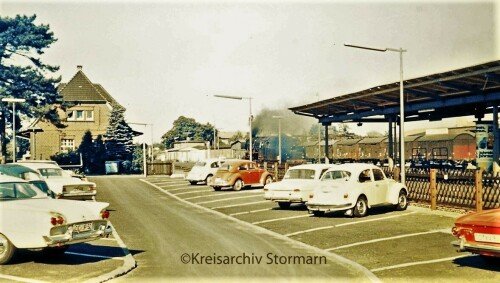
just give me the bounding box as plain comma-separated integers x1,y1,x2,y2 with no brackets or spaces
61,139,75,152
67,110,94,121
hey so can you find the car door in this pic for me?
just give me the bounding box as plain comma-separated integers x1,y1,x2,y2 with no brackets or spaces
237,163,251,184
357,169,377,205
371,168,389,205
246,162,261,184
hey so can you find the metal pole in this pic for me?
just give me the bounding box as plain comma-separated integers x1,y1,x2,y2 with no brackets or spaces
249,98,253,162
399,48,406,185
278,118,281,164
12,102,16,163
143,125,146,177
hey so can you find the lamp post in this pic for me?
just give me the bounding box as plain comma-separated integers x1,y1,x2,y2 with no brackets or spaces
214,95,253,161
129,122,150,177
2,98,26,163
272,116,283,164
344,43,407,184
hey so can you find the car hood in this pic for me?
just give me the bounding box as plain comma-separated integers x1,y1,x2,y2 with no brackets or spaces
0,198,108,222
265,179,320,191
455,208,500,228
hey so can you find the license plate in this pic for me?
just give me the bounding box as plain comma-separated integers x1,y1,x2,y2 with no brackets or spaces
72,223,93,233
474,233,500,244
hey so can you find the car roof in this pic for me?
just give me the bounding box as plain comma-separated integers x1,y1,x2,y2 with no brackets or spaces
0,174,29,183
288,164,337,170
0,164,39,175
11,162,61,170
325,163,381,174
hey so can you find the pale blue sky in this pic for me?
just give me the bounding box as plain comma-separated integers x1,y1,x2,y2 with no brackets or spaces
1,0,499,143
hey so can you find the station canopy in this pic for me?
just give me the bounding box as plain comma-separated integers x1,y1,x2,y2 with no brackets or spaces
289,60,500,124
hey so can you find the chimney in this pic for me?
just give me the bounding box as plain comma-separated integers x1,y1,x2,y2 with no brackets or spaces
77,65,82,71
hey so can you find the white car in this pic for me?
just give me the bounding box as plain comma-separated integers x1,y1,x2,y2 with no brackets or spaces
0,175,112,264
263,164,336,209
186,158,225,185
307,163,408,217
12,162,97,200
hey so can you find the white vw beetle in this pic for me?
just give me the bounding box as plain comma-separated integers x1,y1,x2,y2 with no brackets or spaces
263,164,336,209
13,161,97,200
186,158,225,185
307,163,408,217
0,175,112,264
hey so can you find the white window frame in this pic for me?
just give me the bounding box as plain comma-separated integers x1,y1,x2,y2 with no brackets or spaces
60,139,75,152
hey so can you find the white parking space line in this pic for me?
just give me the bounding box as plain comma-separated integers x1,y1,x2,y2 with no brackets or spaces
166,186,199,192
195,195,263,205
184,189,264,200
211,200,269,209
370,254,473,272
285,212,417,237
325,229,450,251
252,214,312,225
174,189,212,196
158,183,190,188
230,208,271,216
334,211,417,227
65,251,125,261
152,180,186,185
0,274,51,283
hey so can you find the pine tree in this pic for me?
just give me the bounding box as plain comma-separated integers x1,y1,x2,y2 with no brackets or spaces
105,105,135,161
92,135,107,174
78,130,94,173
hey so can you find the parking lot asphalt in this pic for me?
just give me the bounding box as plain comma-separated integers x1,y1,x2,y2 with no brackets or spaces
144,176,500,283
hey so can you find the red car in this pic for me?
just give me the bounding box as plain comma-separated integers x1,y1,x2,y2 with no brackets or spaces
451,208,500,261
209,159,273,191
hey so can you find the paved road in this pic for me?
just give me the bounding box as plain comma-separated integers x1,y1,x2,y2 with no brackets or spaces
92,175,375,282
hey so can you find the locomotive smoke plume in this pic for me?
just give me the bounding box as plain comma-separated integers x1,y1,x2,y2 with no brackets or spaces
251,107,315,137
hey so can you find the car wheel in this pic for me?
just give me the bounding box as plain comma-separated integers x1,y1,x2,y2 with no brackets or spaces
264,176,273,185
0,233,16,265
189,181,197,185
395,190,408,211
213,186,221,191
278,202,291,209
312,210,325,217
233,179,243,191
353,196,368,217
205,174,213,185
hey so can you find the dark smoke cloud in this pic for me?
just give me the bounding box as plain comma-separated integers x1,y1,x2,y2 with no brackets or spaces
252,107,316,136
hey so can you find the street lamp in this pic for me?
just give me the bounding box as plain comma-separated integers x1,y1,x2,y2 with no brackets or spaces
344,43,407,184
214,95,254,161
2,98,26,163
129,122,150,177
272,116,283,164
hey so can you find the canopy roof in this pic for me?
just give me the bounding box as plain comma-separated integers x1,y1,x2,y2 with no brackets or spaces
290,60,500,124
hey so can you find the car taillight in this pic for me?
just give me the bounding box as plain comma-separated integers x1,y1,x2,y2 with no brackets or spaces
101,210,110,219
89,185,96,191
51,216,64,226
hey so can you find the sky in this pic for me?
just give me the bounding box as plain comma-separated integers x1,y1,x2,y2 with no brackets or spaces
1,0,499,144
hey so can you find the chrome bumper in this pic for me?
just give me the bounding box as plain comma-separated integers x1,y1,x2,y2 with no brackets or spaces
451,238,500,254
44,222,112,247
307,203,352,212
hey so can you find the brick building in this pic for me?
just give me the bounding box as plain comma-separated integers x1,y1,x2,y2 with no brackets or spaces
23,66,124,160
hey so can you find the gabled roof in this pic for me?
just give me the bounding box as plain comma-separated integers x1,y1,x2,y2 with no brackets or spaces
57,67,121,107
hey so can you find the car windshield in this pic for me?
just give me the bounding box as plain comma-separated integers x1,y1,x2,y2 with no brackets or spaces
0,182,46,200
194,161,207,167
322,170,351,181
219,164,235,171
284,169,316,180
38,168,64,178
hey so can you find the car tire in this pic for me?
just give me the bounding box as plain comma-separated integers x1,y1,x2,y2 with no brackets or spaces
264,176,273,185
213,186,221,191
353,196,368,217
278,202,291,209
233,179,243,191
395,190,408,211
312,210,325,217
0,233,16,265
189,181,197,185
205,174,213,185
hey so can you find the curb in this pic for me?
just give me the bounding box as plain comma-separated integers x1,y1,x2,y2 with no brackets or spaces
83,222,137,283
